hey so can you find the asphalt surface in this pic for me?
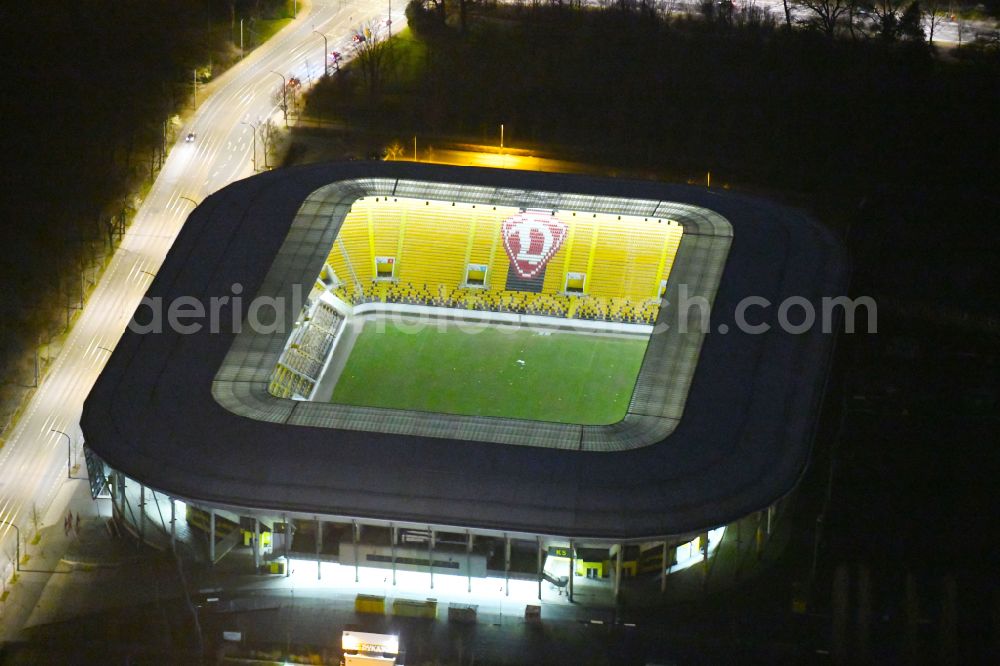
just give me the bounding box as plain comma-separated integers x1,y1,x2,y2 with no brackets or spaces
0,0,405,636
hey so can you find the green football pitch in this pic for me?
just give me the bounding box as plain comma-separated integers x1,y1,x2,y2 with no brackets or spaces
330,320,649,425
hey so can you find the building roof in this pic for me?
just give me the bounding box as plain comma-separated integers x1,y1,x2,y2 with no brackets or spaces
82,162,847,541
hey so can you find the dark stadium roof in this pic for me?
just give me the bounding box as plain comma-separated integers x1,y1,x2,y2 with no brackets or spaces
82,162,847,541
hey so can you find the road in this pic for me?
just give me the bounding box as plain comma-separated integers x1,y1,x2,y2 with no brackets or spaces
708,0,995,45
0,0,403,617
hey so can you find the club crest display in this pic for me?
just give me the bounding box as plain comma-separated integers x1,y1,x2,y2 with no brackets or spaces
501,211,567,279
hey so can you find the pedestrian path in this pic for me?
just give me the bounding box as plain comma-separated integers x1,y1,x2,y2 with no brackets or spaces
3,472,792,643
0,478,120,641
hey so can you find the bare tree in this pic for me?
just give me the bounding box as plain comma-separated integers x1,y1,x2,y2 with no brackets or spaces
459,0,477,32
846,0,862,39
735,0,777,28
869,0,925,41
797,0,853,36
257,119,278,169
352,19,392,101
426,0,447,24
782,0,794,29
956,16,968,45
4,541,17,583
924,0,943,43
385,141,405,160
29,504,42,539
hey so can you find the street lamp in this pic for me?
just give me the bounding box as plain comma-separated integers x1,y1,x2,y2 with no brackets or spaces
51,429,73,478
313,30,329,77
0,520,20,571
500,124,505,168
240,120,258,172
270,71,288,126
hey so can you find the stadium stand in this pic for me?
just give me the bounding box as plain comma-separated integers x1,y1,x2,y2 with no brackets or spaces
268,301,344,399
325,197,679,326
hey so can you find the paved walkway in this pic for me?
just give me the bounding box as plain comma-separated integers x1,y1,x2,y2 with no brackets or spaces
0,477,127,642
1,467,792,650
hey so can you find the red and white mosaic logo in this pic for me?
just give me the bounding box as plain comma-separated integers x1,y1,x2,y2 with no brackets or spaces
501,211,568,279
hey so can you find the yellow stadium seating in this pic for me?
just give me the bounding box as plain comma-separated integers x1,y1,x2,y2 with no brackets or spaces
322,197,681,326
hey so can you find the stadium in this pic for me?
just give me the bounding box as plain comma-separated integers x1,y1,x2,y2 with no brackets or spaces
81,161,846,602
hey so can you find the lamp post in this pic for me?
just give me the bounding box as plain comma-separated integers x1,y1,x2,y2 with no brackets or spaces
240,121,258,172
270,71,288,126
0,520,20,571
313,30,329,77
51,428,72,479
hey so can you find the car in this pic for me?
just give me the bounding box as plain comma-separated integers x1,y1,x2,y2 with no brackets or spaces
185,132,196,143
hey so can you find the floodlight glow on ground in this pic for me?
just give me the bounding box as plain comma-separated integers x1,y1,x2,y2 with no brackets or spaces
342,630,399,655
284,559,543,607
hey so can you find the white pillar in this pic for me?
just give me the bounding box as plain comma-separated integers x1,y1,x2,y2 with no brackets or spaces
284,514,290,577
316,519,322,580
660,542,668,593
209,509,216,564
428,527,435,590
466,530,473,593
139,484,146,545
391,524,397,586
353,520,360,583
537,537,543,600
169,498,176,552
568,540,575,603
614,544,623,601
253,517,260,572
504,534,511,597
118,474,125,520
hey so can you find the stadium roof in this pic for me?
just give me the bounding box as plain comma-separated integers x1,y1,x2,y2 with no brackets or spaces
82,162,847,541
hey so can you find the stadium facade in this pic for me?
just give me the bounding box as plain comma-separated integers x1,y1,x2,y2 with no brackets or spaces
81,162,846,596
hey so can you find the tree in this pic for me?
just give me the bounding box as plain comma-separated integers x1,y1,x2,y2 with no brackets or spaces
352,19,392,101
29,504,41,538
257,119,278,169
924,0,944,43
868,0,925,41
4,541,17,584
459,0,478,33
797,0,853,36
385,141,405,160
899,1,926,41
406,0,449,40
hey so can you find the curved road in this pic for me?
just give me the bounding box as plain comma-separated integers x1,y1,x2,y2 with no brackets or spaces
0,0,403,595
